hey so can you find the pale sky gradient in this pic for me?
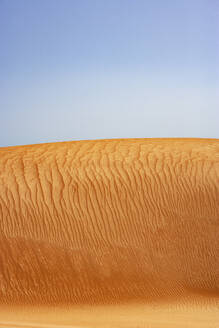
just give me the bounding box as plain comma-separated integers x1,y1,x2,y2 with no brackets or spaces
1,0,219,147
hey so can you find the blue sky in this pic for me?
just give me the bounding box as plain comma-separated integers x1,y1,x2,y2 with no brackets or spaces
0,0,218,146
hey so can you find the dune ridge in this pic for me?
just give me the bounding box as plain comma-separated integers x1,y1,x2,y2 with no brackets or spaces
0,138,218,326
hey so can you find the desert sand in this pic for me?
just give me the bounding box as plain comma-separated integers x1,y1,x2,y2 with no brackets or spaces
0,138,218,327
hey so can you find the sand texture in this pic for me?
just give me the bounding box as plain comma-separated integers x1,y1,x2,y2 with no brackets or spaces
0,138,218,327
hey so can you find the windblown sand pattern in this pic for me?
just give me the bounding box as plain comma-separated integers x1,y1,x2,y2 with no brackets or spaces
0,138,218,327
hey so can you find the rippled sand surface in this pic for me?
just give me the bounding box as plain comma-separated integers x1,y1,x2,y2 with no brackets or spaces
0,138,218,326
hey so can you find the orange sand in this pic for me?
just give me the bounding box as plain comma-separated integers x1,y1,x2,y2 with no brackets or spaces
0,138,218,326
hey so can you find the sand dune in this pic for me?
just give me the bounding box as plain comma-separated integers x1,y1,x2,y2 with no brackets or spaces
0,138,218,326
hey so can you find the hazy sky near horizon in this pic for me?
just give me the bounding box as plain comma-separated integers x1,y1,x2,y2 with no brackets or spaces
1,0,218,146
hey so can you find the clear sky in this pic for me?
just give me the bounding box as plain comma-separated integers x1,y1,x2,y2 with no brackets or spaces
1,0,218,146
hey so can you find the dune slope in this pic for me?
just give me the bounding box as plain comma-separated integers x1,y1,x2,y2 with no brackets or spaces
0,138,218,326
